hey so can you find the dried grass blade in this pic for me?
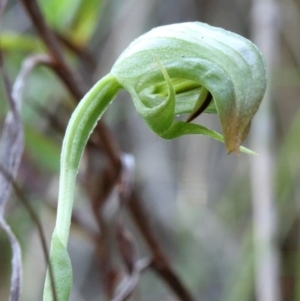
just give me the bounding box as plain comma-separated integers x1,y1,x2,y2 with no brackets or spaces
0,51,24,301
0,52,51,301
0,217,22,301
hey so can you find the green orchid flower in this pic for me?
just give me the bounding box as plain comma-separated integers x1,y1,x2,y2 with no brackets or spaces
43,22,267,301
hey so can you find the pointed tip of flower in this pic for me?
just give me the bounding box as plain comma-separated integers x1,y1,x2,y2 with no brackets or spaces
226,144,258,156
226,148,240,155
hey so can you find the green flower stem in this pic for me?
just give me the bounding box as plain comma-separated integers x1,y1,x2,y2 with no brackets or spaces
56,73,121,245
43,73,121,301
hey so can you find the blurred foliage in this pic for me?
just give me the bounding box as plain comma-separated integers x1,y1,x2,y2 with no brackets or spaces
0,0,300,301
0,33,43,53
38,0,103,44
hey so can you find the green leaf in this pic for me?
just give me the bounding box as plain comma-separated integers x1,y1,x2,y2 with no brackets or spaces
69,0,103,44
38,0,81,32
43,233,72,301
0,32,44,52
112,22,267,153
38,0,103,44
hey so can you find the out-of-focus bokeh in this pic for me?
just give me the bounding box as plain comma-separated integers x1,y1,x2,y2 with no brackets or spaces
0,0,299,301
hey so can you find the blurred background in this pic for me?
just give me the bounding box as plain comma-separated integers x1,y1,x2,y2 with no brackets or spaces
0,0,300,300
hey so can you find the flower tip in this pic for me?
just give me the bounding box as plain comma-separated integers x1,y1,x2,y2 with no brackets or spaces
228,149,239,156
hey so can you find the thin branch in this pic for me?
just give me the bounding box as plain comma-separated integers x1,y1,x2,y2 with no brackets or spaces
12,54,52,111
0,53,52,208
111,257,151,301
116,223,137,274
0,45,58,301
0,217,22,301
19,0,86,99
32,102,66,134
128,192,195,301
54,31,97,74
115,158,150,299
0,164,58,301
0,53,58,301
115,154,137,271
0,48,24,301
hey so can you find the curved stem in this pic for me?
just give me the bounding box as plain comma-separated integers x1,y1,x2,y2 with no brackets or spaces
55,73,121,246
43,74,121,301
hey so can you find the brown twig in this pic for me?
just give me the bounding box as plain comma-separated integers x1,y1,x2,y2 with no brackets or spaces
112,257,151,301
19,0,85,99
128,192,196,301
32,102,67,134
113,159,149,301
0,164,58,301
0,51,42,301
54,31,97,74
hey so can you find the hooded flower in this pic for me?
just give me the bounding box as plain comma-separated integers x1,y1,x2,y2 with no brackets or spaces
111,22,267,153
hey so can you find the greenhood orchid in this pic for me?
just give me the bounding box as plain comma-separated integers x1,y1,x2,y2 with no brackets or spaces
43,22,267,301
